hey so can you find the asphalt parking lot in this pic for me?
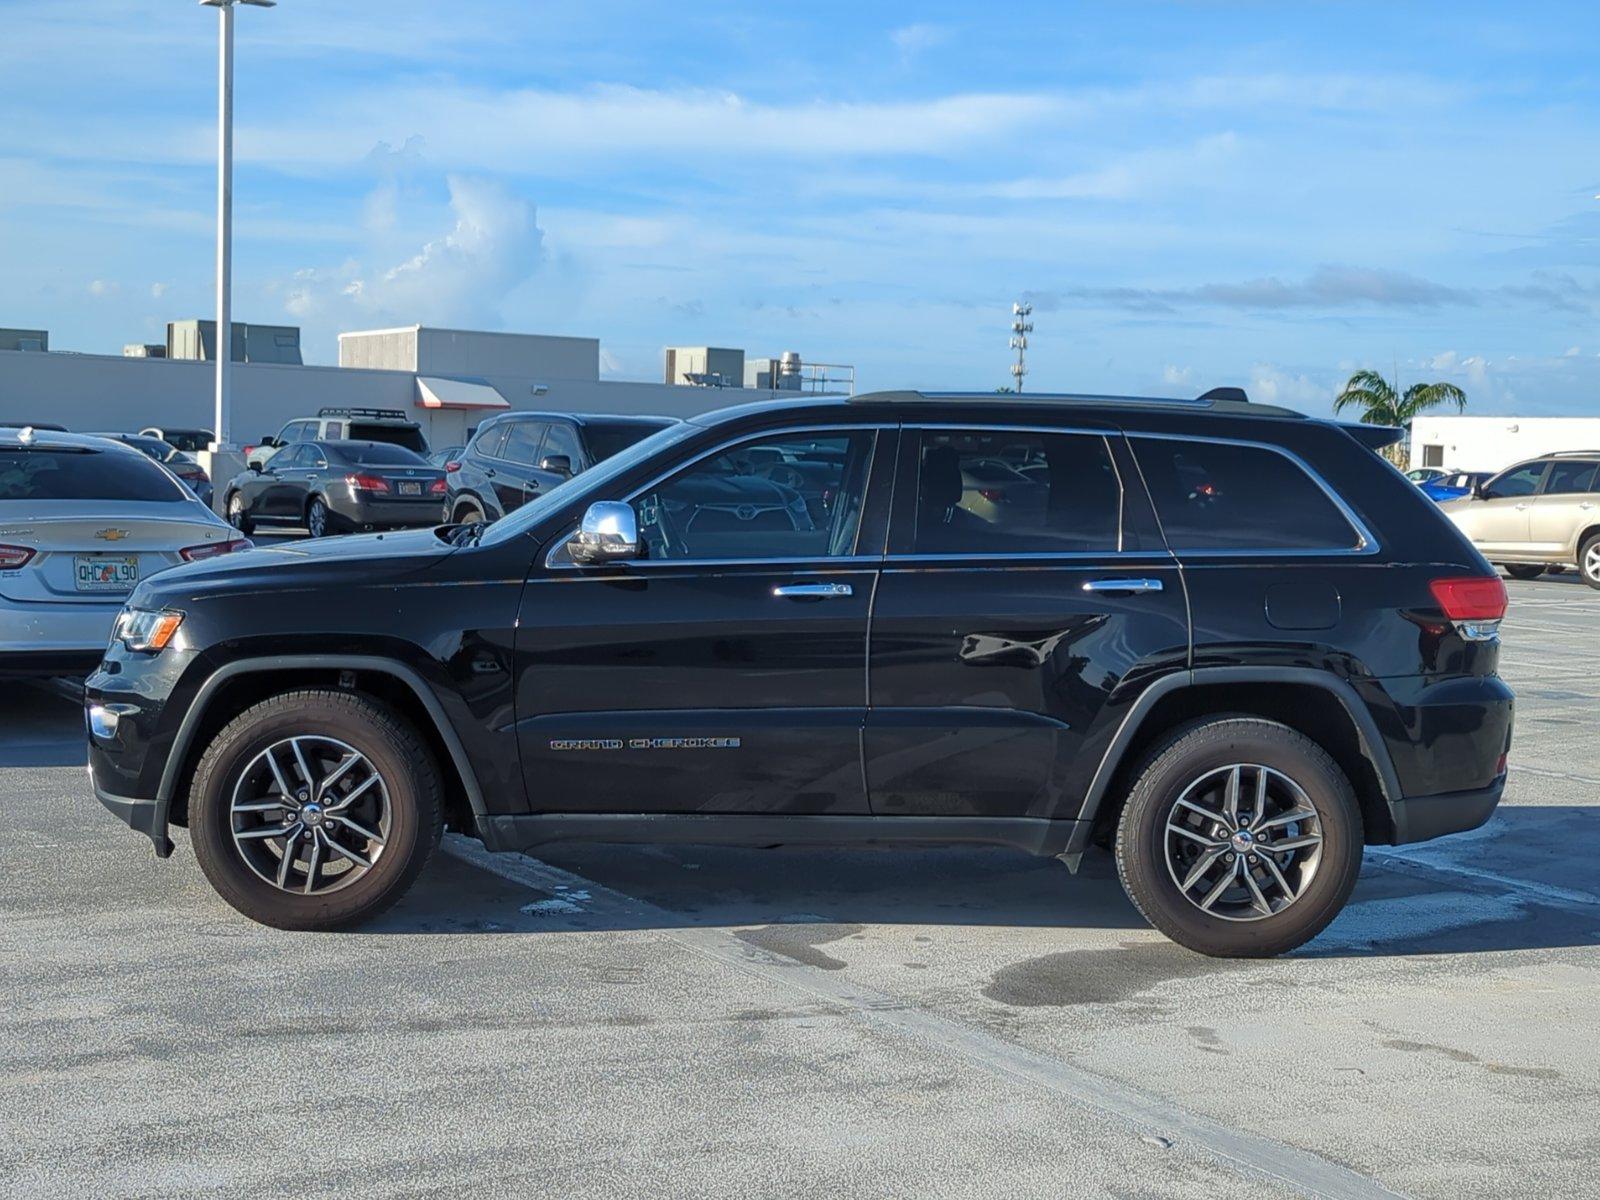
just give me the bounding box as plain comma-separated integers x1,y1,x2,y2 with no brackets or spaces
2,575,1597,1200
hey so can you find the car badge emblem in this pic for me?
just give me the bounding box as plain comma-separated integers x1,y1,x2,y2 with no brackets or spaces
95,528,131,542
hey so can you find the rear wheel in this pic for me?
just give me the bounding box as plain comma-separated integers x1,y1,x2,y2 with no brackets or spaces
307,496,332,538
225,491,254,536
188,689,443,930
1504,564,1545,581
1580,534,1600,589
452,500,485,525
1115,717,1363,958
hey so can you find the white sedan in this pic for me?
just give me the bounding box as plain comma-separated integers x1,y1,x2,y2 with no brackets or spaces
0,428,251,677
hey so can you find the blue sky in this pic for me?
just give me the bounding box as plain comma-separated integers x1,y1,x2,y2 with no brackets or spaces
4,1,1600,415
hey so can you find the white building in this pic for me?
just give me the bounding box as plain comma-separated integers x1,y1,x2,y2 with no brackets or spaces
1409,415,1600,474
0,324,848,451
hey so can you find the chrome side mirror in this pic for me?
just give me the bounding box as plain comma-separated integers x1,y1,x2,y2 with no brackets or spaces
569,501,639,564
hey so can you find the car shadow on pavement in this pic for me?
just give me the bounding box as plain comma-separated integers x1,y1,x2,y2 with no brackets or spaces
0,682,87,769
369,806,1600,959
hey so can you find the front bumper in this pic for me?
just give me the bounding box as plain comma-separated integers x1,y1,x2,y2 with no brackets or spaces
93,772,174,857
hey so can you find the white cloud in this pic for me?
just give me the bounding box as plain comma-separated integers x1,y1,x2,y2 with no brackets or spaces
1161,365,1195,387
1248,363,1328,410
86,279,118,298
891,23,950,62
150,282,169,299
282,176,544,333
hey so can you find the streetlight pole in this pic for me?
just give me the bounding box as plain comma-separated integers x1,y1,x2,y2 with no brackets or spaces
200,0,274,457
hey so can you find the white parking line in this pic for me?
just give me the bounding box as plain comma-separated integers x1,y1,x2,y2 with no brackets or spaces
443,834,1407,1200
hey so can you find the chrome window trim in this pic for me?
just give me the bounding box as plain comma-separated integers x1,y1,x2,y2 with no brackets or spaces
1127,431,1379,558
544,423,891,571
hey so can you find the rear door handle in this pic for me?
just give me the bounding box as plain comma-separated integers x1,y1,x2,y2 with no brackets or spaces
484,468,497,479
772,582,854,599
1081,578,1164,594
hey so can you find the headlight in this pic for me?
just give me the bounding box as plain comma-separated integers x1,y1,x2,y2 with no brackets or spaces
114,608,185,653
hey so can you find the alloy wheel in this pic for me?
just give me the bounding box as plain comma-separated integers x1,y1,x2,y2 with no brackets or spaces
227,495,245,527
1163,763,1323,922
1585,543,1600,583
308,500,327,537
229,735,391,895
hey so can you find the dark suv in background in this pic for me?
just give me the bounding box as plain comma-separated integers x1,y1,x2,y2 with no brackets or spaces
445,411,675,523
87,389,1513,958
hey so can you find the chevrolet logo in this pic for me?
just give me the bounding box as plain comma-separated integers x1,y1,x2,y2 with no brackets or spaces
94,528,131,542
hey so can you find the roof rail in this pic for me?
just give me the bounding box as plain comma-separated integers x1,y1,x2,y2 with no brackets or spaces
1548,448,1600,457
1196,386,1249,403
849,389,1213,407
317,406,410,421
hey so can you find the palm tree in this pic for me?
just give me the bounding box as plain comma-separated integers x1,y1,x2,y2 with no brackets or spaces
1333,370,1466,466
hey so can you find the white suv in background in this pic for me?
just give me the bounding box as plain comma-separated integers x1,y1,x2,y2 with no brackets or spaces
1440,451,1600,587
0,428,250,677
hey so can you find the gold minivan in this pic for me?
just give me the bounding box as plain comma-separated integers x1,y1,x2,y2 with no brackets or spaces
1440,452,1600,587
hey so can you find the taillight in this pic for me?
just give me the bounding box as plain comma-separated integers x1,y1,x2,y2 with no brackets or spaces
1429,576,1507,641
444,460,461,473
242,444,255,456
346,473,390,493
0,544,36,569
180,538,253,562
429,478,448,495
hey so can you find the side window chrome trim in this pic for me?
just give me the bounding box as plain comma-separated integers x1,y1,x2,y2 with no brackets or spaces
1127,430,1381,557
543,423,893,571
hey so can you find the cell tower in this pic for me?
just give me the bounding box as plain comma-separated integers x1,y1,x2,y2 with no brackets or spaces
1009,301,1033,392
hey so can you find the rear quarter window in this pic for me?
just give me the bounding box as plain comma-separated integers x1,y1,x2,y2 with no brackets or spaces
1132,438,1362,551
0,449,184,502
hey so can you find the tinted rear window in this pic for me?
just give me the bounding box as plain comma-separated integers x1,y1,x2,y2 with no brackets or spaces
339,443,428,466
1132,439,1361,551
0,449,184,502
584,421,671,463
347,423,427,453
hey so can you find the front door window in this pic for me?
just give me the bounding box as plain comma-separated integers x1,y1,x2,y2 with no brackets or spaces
632,431,875,561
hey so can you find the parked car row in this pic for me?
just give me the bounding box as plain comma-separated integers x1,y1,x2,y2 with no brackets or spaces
0,426,247,677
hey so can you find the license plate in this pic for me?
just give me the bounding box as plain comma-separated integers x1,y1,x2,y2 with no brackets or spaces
75,555,139,592
399,481,422,496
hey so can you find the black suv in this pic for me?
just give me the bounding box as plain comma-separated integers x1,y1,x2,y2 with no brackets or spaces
86,390,1513,957
445,411,676,524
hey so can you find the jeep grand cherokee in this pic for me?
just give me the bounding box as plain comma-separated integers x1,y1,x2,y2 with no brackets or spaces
86,389,1513,957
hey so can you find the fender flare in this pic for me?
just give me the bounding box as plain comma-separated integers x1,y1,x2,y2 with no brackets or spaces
1063,666,1403,860
155,654,489,822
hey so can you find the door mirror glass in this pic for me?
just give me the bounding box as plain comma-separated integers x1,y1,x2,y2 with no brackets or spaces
539,454,573,477
570,501,640,564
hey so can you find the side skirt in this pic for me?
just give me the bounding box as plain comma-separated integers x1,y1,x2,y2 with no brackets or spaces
477,813,1081,858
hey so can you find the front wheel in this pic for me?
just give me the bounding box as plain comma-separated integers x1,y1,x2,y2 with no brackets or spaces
188,690,443,930
226,491,254,536
1115,717,1363,958
1579,534,1600,589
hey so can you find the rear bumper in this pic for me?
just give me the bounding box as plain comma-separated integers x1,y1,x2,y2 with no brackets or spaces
0,597,120,671
337,496,447,528
1389,775,1504,845
0,649,104,678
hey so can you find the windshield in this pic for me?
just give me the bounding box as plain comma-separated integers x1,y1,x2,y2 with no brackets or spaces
584,419,676,463
0,448,186,501
479,420,701,545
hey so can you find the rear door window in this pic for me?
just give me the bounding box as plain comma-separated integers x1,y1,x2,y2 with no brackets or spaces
1132,438,1362,551
1541,460,1598,495
0,449,183,502
907,429,1123,555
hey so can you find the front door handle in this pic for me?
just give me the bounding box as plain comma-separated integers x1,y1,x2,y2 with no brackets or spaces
1581,502,1595,511
772,582,854,599
1515,503,1528,511
1081,578,1164,594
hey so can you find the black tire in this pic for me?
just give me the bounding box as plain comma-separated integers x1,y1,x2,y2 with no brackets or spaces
452,500,485,524
1115,716,1363,958
188,689,443,930
1504,564,1545,581
306,496,334,538
1579,534,1600,589
225,490,254,536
